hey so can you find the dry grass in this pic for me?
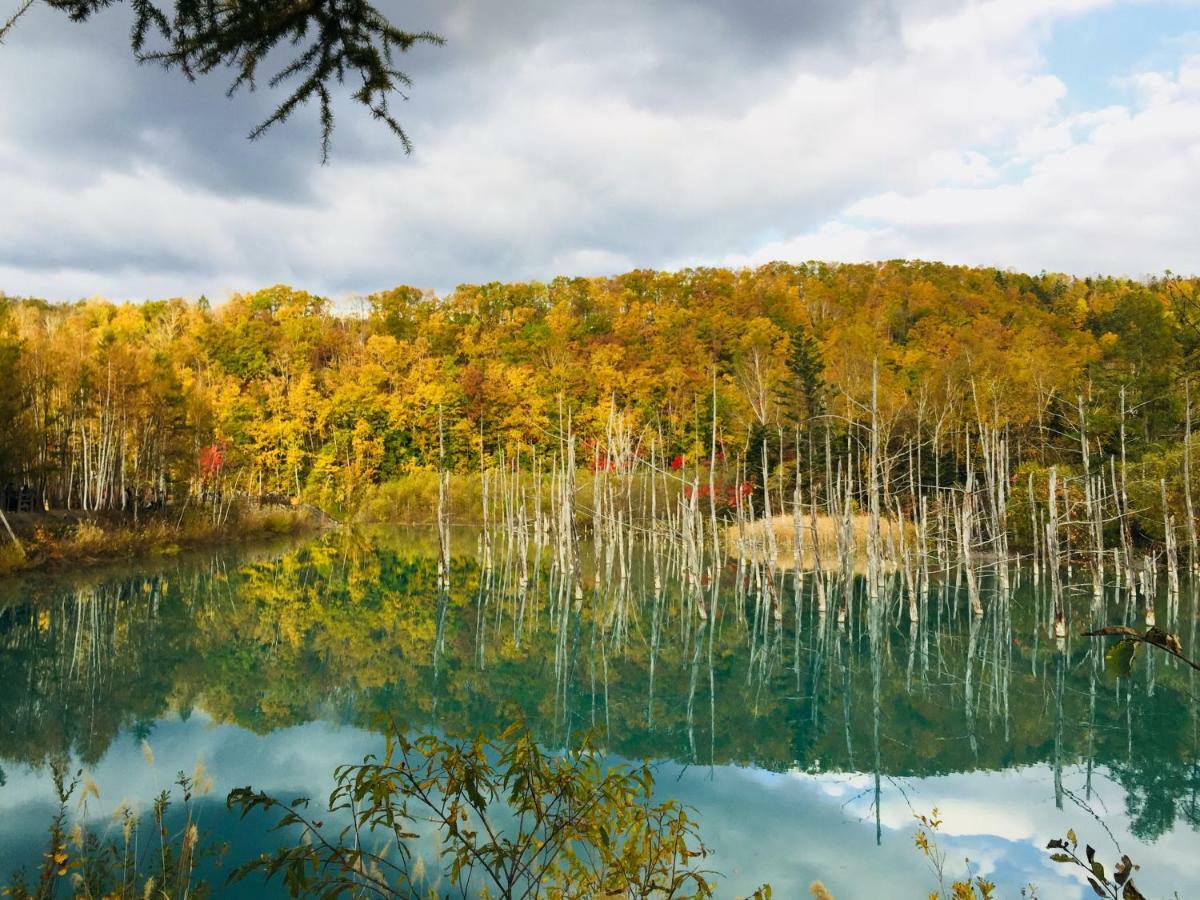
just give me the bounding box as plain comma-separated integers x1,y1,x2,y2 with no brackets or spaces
357,471,484,524
70,520,109,553
0,504,319,575
727,512,916,571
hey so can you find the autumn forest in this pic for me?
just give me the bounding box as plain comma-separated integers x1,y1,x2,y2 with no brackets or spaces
0,260,1196,535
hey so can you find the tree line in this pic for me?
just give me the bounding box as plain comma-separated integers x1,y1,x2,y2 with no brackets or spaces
0,260,1196,528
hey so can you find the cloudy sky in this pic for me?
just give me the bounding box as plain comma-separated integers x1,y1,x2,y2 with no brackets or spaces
1,0,1198,302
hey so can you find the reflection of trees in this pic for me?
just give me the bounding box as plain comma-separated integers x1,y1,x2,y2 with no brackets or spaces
1,534,1198,844
0,574,183,765
1108,687,1200,840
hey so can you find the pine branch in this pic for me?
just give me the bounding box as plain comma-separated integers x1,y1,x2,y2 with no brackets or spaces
39,0,444,161
0,0,35,45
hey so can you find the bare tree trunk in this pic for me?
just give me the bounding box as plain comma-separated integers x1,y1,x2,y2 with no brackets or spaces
0,507,22,555
1078,396,1104,609
1047,466,1066,639
1186,378,1198,575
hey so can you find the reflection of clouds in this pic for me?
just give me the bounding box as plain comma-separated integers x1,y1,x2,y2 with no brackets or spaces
665,763,1197,899
0,713,379,811
0,714,384,886
2,718,1198,900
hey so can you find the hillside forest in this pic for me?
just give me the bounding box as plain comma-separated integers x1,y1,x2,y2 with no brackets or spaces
1,260,1198,546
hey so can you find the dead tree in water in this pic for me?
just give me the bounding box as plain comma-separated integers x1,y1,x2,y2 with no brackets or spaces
1186,379,1199,576
436,408,450,595
1163,478,1181,624
1077,396,1105,609
866,362,884,619
1046,467,1066,639
960,468,984,618
792,427,806,626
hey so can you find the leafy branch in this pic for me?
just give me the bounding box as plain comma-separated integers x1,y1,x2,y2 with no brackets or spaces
226,720,726,899
1045,830,1144,900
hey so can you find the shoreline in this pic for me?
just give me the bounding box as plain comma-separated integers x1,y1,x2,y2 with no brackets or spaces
0,504,331,578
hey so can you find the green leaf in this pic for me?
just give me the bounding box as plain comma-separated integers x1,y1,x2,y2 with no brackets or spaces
1105,639,1138,678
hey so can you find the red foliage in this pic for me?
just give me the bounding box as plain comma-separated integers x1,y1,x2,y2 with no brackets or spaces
199,442,227,479
726,481,755,507
589,453,617,473
682,481,753,509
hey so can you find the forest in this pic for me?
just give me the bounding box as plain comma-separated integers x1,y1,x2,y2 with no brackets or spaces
1,259,1197,537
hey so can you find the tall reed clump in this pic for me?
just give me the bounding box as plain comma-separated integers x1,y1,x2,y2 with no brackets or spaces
4,762,223,899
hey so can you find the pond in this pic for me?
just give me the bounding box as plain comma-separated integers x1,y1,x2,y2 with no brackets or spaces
0,527,1197,898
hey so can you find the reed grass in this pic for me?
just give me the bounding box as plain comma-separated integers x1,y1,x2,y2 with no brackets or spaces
728,513,915,571
0,505,317,576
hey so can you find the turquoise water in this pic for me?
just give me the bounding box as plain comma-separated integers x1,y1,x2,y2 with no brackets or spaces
0,528,1197,897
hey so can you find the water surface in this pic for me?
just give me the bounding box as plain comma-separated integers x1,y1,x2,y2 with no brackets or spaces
1,528,1197,897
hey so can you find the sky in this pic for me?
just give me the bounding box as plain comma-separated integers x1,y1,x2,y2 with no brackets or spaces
0,0,1198,302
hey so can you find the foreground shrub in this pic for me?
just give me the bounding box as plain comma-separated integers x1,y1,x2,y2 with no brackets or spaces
228,722,723,898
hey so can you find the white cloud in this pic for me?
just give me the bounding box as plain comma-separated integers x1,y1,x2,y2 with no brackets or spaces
0,0,1197,299
762,52,1200,276
904,0,1115,56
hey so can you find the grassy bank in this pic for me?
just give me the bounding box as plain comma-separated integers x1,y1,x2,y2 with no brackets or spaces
355,468,689,526
0,505,322,577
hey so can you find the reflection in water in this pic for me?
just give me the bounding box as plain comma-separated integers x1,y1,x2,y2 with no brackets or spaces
0,528,1198,897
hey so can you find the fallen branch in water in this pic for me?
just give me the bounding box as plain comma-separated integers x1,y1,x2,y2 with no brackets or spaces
1082,625,1200,675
